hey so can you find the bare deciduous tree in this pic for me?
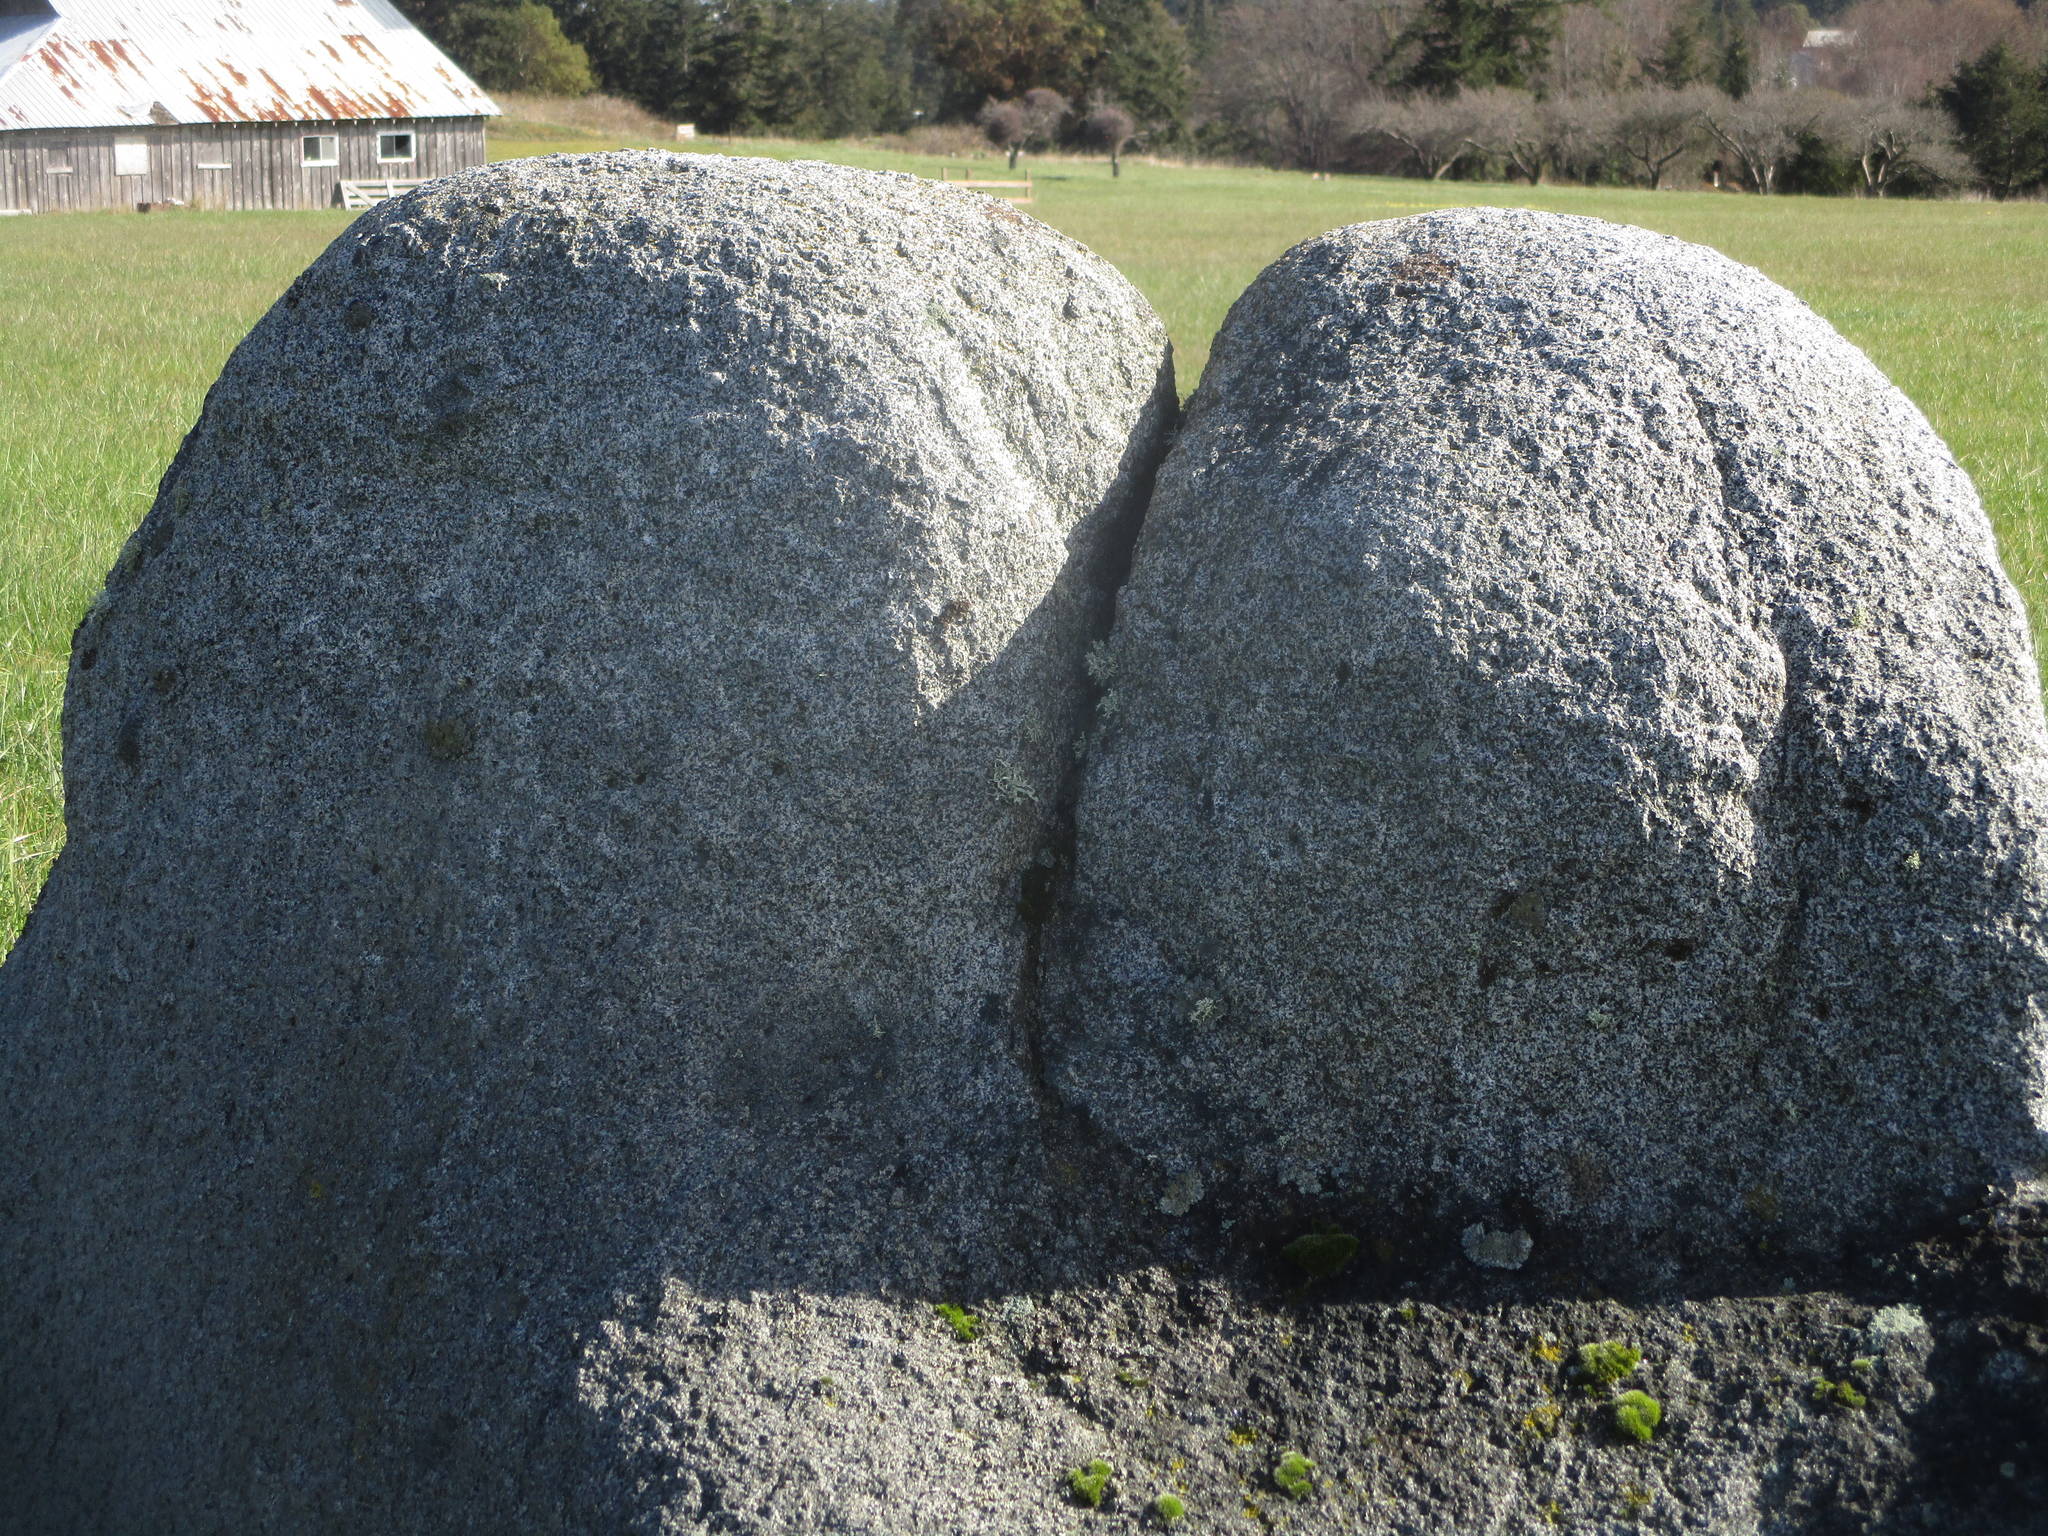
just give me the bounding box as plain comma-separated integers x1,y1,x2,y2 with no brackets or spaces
1206,0,1400,172
1702,87,1824,193
1608,85,1715,187
1835,0,2038,102
979,87,1069,168
1081,97,1139,175
1354,91,1482,179
978,98,1030,166
1540,91,1620,184
1020,86,1071,144
1538,0,1729,96
1848,98,1970,194
1460,85,1546,180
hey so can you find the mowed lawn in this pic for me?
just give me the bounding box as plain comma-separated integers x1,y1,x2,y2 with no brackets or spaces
2,132,2044,955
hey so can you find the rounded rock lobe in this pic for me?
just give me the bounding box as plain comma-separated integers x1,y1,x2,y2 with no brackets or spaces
0,151,1174,1530
1046,207,2048,1249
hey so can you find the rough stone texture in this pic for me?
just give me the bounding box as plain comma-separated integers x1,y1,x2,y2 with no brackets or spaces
0,152,1173,1531
10,186,2048,1536
1046,207,2048,1257
563,1179,2048,1536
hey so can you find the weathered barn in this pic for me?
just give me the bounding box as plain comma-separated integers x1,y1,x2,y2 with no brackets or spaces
0,0,497,214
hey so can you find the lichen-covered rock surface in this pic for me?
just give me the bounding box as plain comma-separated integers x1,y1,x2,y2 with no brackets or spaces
0,151,1173,1531
565,1178,2048,1536
1046,207,2048,1257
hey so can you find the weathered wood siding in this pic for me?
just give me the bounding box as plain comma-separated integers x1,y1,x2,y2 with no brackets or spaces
0,117,486,213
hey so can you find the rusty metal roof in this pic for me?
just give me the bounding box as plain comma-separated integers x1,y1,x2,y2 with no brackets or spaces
0,0,498,132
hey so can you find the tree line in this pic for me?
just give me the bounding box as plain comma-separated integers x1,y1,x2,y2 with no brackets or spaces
399,0,2048,197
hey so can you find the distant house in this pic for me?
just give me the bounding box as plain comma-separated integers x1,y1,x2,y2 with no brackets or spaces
0,0,497,214
1789,28,1856,89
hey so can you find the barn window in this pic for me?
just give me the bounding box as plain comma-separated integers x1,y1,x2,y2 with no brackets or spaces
376,131,415,163
113,138,148,176
46,144,74,174
301,134,339,167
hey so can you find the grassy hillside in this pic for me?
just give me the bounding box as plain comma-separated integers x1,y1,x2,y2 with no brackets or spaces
1,123,2043,953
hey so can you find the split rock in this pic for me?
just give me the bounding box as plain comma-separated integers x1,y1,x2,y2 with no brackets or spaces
1046,207,2048,1252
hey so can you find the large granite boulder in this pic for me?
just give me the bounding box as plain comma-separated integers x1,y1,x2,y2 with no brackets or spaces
11,178,2048,1536
1046,207,2048,1255
0,152,1174,1530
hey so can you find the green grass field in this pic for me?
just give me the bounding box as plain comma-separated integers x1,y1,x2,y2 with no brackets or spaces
2,126,2043,955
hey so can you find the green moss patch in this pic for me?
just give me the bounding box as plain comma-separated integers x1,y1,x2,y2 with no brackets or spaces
1273,1450,1316,1500
1068,1458,1114,1508
1615,1390,1663,1443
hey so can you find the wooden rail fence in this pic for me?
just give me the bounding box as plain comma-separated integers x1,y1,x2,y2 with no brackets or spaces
936,168,1033,205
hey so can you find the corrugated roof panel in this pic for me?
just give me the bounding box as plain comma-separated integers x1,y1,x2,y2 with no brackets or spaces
0,13,59,81
0,0,497,131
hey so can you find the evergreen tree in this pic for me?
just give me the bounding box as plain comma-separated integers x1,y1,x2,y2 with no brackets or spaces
1936,43,2048,198
405,0,595,94
918,0,1104,106
1174,0,1223,64
684,0,806,132
436,1,589,94
523,0,707,109
1398,0,1572,96
1087,0,1191,135
1716,31,1751,100
517,0,913,135
1708,0,1754,100
786,0,915,136
1648,14,1707,89
399,0,469,35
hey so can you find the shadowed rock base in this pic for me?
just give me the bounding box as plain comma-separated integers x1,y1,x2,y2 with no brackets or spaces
571,1181,2046,1534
